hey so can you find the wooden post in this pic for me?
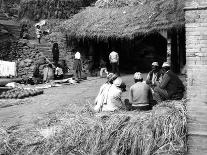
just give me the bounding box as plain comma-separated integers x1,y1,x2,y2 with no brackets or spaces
159,30,171,64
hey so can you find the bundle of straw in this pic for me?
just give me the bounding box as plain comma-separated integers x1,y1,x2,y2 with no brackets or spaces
0,100,187,155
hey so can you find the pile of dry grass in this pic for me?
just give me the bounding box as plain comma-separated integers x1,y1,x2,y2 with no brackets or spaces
0,100,187,155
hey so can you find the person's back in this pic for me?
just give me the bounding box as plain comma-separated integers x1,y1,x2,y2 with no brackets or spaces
109,51,118,63
43,64,54,83
102,77,124,111
129,82,152,106
162,70,184,97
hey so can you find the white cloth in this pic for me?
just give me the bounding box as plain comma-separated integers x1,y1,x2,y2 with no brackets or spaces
75,52,81,59
0,60,16,77
35,20,46,27
94,83,111,112
55,67,63,75
102,84,124,112
109,51,119,63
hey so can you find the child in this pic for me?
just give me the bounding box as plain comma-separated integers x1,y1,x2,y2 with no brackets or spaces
99,58,108,78
36,25,42,44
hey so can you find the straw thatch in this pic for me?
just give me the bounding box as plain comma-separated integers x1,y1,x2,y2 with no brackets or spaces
0,100,187,155
61,0,184,39
19,0,96,20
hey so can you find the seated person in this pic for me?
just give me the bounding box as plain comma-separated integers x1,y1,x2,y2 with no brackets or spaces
55,64,64,80
99,58,108,78
125,72,154,111
101,77,126,112
94,73,118,112
153,62,185,103
43,64,54,83
146,62,162,88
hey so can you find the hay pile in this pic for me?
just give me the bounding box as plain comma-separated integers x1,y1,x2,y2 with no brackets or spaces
0,100,187,155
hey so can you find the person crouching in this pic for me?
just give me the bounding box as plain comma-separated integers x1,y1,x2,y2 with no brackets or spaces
101,77,125,112
125,72,154,111
94,73,118,112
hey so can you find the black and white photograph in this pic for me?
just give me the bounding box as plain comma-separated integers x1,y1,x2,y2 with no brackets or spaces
0,0,207,154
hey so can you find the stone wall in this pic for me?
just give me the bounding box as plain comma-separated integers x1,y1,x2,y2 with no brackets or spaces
185,0,207,154
0,39,48,78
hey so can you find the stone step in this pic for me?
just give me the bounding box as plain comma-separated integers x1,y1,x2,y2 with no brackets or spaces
35,44,52,48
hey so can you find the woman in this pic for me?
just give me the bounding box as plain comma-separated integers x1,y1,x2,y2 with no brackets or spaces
43,64,54,83
94,73,118,112
52,43,59,66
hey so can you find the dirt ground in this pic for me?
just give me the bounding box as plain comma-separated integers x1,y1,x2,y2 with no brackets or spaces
0,74,143,129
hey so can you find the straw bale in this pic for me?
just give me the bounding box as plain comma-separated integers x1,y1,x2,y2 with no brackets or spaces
0,100,187,155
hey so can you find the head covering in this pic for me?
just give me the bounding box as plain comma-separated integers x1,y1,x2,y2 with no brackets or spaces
107,73,118,83
75,52,81,59
152,62,159,66
162,62,170,68
134,72,143,80
113,77,122,87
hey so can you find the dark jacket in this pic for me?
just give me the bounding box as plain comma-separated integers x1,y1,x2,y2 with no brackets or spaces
146,70,161,85
159,70,185,97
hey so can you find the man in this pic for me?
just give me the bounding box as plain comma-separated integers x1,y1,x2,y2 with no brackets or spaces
146,62,161,88
109,50,119,75
153,62,185,103
126,72,153,111
102,77,125,111
73,51,82,82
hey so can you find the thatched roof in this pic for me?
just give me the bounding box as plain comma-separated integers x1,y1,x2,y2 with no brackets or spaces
62,0,184,39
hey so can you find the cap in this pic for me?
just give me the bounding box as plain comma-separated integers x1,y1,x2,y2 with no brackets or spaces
162,62,170,67
152,62,159,66
134,72,143,80
113,77,122,87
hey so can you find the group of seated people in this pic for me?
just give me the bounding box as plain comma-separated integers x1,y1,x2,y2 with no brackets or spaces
32,63,64,84
94,61,185,112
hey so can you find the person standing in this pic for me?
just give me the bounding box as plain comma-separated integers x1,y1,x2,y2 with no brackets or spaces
35,25,42,44
109,50,119,75
153,62,185,103
73,51,82,82
52,43,59,66
125,72,154,111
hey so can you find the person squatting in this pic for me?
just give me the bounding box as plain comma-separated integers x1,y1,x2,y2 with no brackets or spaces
94,62,185,112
